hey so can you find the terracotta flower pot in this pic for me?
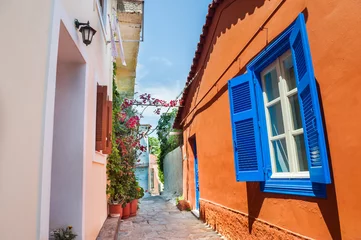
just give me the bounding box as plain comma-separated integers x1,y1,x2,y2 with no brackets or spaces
130,199,138,217
122,203,131,219
109,203,123,218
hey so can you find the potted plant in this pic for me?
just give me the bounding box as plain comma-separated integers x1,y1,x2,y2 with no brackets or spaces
106,143,126,218
107,180,125,217
130,181,144,217
50,226,77,240
122,200,131,219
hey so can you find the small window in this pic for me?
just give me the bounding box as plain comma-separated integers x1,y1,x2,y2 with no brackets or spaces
261,51,309,179
96,0,108,35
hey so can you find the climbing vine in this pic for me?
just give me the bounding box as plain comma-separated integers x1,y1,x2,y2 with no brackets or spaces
156,109,180,183
107,62,182,202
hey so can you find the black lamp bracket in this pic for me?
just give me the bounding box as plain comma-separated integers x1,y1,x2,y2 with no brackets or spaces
74,19,90,29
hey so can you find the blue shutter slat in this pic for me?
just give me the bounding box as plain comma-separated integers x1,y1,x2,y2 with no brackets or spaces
290,14,331,184
228,72,264,182
235,119,258,171
232,82,252,113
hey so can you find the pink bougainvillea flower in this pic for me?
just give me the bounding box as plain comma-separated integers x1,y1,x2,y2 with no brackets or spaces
119,112,127,122
126,116,140,129
139,146,147,152
119,141,128,155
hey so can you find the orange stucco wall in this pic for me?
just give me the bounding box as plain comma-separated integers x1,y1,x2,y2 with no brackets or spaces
181,0,361,239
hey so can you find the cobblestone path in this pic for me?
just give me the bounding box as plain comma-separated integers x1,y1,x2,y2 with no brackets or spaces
117,196,223,240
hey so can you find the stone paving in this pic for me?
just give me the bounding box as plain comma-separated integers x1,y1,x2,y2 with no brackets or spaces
117,196,223,240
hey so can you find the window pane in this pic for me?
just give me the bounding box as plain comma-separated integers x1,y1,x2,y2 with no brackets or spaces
283,55,296,91
289,94,303,130
264,68,279,101
268,102,285,136
294,134,308,171
272,139,289,173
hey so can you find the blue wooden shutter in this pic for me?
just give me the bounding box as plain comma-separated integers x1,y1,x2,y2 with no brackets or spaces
290,14,331,184
228,72,264,182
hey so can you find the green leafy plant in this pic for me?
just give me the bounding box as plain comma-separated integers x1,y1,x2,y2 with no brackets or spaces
156,109,180,183
51,226,77,240
107,62,146,205
149,137,161,156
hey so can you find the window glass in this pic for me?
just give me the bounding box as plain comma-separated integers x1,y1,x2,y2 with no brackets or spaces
283,55,296,91
272,139,289,172
295,134,308,171
264,68,279,101
262,51,309,177
289,94,303,130
268,102,285,136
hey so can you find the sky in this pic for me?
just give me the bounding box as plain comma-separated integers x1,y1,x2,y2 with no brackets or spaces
135,0,212,136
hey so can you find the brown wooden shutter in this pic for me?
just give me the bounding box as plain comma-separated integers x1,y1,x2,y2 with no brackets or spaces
103,100,113,154
96,85,108,151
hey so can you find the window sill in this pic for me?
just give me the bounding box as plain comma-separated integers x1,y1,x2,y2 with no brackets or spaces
94,151,107,165
270,172,310,179
260,179,326,198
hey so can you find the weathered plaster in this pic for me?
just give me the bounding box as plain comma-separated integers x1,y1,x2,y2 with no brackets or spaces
163,147,183,196
115,0,143,97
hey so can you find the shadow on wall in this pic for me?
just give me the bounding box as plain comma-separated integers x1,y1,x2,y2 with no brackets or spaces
246,75,341,240
246,183,341,240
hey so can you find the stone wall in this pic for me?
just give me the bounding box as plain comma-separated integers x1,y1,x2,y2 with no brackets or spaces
163,147,183,195
200,200,306,240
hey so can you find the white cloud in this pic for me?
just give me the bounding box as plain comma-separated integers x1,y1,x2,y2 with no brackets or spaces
148,56,173,67
136,63,149,81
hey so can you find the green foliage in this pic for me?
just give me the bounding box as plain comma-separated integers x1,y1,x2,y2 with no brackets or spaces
149,137,160,156
51,226,77,240
106,62,144,204
106,139,126,203
175,195,184,205
156,109,180,183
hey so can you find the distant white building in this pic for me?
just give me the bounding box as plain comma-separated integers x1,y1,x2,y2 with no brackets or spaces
135,124,151,198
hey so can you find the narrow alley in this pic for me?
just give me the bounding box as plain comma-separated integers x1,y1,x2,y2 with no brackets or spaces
117,196,223,240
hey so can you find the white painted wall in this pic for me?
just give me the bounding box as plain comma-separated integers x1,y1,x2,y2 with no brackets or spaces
0,1,54,239
50,62,86,238
0,0,116,239
163,147,183,196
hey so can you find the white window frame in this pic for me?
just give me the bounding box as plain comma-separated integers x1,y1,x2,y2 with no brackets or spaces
96,0,108,38
261,50,310,179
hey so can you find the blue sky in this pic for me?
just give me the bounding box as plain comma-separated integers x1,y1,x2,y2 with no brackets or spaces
135,0,212,135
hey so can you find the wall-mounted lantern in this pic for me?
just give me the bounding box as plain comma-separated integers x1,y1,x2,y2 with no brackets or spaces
74,19,97,46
